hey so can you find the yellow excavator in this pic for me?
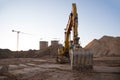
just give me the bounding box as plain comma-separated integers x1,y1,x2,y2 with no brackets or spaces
56,3,93,70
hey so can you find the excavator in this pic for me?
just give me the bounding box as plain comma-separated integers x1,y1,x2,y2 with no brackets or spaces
56,3,93,70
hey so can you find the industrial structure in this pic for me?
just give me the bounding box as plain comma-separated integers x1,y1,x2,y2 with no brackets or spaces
39,41,48,50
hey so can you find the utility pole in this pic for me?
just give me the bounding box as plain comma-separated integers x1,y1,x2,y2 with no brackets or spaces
12,30,20,51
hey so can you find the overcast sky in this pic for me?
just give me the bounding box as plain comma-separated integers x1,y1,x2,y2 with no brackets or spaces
0,0,120,51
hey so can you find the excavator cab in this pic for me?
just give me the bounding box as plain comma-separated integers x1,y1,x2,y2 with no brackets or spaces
56,3,93,70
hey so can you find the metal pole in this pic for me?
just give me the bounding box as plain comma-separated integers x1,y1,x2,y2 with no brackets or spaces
12,30,20,51
17,31,20,51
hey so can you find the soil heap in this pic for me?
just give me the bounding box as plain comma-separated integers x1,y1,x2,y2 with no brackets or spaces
85,36,120,57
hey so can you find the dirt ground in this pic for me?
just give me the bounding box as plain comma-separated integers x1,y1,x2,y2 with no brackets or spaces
0,56,120,80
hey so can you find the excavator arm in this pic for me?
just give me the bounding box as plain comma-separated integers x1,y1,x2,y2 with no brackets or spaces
64,3,80,57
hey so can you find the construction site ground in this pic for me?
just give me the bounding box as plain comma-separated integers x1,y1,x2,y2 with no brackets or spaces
0,56,120,80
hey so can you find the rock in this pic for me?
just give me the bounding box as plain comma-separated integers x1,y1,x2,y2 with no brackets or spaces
0,65,9,75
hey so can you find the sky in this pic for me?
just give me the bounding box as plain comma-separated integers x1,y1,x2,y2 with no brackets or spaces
0,0,120,51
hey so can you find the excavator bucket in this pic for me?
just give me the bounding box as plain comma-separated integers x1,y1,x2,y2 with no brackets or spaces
70,48,93,70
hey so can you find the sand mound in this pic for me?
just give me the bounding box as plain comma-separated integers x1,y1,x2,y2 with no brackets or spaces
85,36,120,57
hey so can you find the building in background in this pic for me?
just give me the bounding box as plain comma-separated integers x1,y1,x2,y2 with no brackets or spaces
39,41,48,50
51,40,59,46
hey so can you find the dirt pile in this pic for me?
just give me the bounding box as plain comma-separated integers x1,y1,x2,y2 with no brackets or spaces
0,44,62,58
48,44,62,57
0,49,14,59
85,36,120,57
36,44,62,58
17,44,62,58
